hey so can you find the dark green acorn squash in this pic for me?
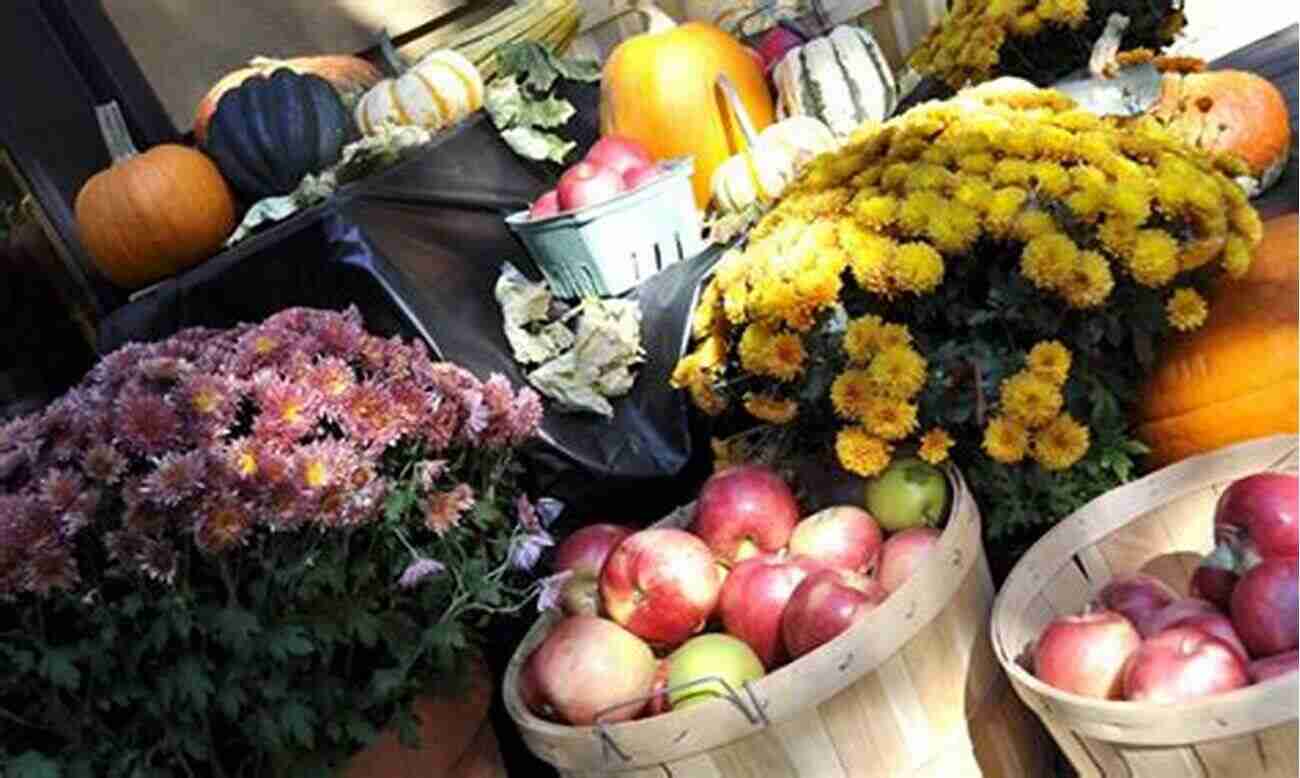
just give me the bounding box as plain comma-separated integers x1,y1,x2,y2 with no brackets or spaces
204,68,358,200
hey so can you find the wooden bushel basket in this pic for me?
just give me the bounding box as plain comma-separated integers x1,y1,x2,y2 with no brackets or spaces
503,468,1051,777
992,435,1300,778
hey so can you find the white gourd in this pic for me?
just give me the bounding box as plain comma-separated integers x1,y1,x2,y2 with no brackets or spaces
772,25,898,137
355,49,484,136
709,75,838,214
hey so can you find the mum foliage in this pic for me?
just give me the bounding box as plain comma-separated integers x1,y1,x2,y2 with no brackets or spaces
673,81,1262,541
0,307,554,776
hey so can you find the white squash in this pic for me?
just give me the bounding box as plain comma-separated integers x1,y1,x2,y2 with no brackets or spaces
355,49,484,136
710,75,837,214
772,25,898,137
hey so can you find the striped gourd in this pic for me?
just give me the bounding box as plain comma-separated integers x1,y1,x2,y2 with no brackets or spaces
354,49,484,136
771,25,898,138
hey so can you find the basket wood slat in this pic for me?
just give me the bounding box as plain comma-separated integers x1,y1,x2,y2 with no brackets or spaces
504,468,1052,777
992,435,1300,778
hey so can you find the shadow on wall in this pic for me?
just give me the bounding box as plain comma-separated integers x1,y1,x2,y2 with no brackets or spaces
101,0,469,133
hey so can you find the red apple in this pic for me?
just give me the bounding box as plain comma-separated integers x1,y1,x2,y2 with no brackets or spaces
1230,557,1299,657
1033,610,1141,699
876,527,941,595
718,553,826,668
584,136,653,176
556,161,626,211
1248,649,1298,683
529,189,560,220
781,568,886,660
529,616,658,725
1160,611,1250,664
1190,551,1240,611
1092,574,1179,634
622,163,662,190
1215,472,1299,561
693,464,800,567
1122,626,1250,702
1135,597,1221,639
552,523,634,616
600,528,723,647
787,506,883,575
517,648,556,721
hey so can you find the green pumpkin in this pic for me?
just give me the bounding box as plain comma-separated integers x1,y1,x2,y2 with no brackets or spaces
204,68,358,200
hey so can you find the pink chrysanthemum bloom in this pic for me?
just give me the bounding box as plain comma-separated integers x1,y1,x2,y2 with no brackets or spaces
59,509,92,539
423,399,459,452
398,557,445,589
294,440,359,492
263,307,313,333
424,483,475,535
230,324,297,375
307,356,356,403
180,373,240,440
138,539,178,584
341,477,388,527
252,374,321,443
480,374,517,447
310,308,366,359
194,498,254,554
82,443,128,484
459,389,489,445
87,343,151,393
357,334,392,373
508,388,543,445
23,541,79,594
337,382,408,451
38,468,83,512
104,529,149,569
216,439,262,483
114,388,183,457
141,451,206,506
123,499,169,536
388,379,431,434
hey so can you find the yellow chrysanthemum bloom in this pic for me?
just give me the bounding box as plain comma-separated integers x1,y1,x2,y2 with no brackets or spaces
1032,162,1071,197
983,415,1029,464
846,232,899,297
985,187,1029,235
1032,413,1090,470
1020,233,1079,289
686,375,727,416
1105,180,1153,225
874,323,913,352
767,331,808,381
1040,0,1087,26
1000,371,1064,428
927,202,981,254
893,242,946,293
1027,341,1072,385
957,152,997,175
1061,251,1116,308
1128,229,1180,287
918,428,955,465
1166,288,1209,331
1013,210,1059,242
954,176,996,210
1222,234,1253,279
1097,217,1139,256
1231,203,1264,244
862,396,919,441
738,322,775,375
743,394,799,425
831,369,875,420
854,193,899,229
843,315,884,363
992,158,1034,187
868,345,928,399
899,190,946,235
836,427,893,477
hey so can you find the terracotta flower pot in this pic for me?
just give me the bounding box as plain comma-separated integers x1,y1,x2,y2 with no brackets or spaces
343,656,505,778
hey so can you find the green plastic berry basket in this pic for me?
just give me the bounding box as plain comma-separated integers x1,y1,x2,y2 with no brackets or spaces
504,158,705,299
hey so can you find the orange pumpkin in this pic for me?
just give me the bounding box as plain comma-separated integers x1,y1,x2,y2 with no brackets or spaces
75,105,236,289
194,55,383,144
1148,69,1292,196
1137,216,1299,466
599,1,776,207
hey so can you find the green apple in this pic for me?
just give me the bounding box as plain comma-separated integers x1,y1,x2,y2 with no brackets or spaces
864,458,950,532
665,633,765,709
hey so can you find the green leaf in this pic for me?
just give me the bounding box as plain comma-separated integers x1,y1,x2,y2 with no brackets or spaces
349,611,382,648
211,607,261,650
484,78,524,128
344,715,379,746
174,656,214,709
516,96,576,129
268,626,315,661
500,126,576,164
39,648,81,690
279,701,317,749
6,752,61,778
215,682,248,719
546,49,601,83
495,42,558,92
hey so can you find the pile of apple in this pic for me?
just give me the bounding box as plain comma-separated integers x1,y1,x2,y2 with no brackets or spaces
529,136,668,220
1034,472,1298,703
519,459,952,726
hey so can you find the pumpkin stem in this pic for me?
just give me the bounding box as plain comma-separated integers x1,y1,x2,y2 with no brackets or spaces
588,1,678,39
375,28,408,76
93,102,140,164
715,74,761,150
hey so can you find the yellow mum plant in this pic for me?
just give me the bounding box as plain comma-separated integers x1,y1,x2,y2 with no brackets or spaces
672,81,1262,539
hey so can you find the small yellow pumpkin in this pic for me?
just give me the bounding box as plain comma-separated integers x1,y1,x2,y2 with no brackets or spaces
710,75,836,213
355,47,484,136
